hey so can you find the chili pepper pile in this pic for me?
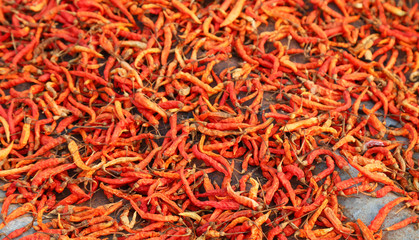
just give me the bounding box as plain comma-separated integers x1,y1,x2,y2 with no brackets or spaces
0,0,418,239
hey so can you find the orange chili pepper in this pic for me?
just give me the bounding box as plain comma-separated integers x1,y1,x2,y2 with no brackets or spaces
220,0,245,27
171,0,201,24
369,197,410,232
385,216,419,231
